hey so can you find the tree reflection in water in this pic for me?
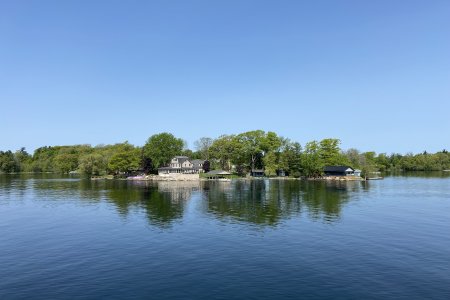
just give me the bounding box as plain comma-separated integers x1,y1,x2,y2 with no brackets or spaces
106,181,200,228
203,179,365,225
1,174,368,228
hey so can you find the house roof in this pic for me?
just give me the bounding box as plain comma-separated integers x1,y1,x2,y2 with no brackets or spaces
191,159,204,170
191,159,204,164
173,156,190,164
324,166,354,172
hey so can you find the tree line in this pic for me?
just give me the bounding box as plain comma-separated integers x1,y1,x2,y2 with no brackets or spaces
1,131,449,176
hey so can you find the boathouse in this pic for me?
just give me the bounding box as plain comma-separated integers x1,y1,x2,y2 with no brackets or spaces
323,166,355,176
205,170,232,180
250,169,265,177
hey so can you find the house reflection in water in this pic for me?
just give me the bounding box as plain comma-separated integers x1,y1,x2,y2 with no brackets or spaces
106,180,200,228
155,181,200,203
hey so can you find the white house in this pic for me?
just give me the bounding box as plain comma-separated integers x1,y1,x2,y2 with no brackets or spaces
158,156,205,175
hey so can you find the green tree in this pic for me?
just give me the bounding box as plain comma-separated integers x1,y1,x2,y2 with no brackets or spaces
32,146,59,172
344,148,361,169
79,153,107,176
319,138,347,166
209,135,237,171
0,151,19,173
236,130,266,171
54,152,79,173
360,151,378,178
108,144,141,174
263,152,279,176
262,131,282,153
143,133,184,171
302,141,323,177
261,132,285,176
280,141,302,177
14,147,32,172
375,153,390,171
389,153,403,170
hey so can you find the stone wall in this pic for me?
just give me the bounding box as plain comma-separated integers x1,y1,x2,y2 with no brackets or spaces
323,175,364,181
155,173,200,181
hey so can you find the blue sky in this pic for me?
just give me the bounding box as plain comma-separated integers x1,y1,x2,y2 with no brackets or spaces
1,0,449,154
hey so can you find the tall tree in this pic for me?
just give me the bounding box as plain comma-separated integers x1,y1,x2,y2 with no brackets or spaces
375,153,390,171
302,141,323,177
360,152,378,178
194,137,214,160
262,131,282,153
143,133,184,171
108,143,141,174
54,152,79,173
344,148,362,168
262,133,285,176
319,138,344,166
209,135,237,171
0,151,19,173
32,146,59,172
263,152,279,176
280,141,302,177
236,130,266,170
14,147,32,172
79,153,107,176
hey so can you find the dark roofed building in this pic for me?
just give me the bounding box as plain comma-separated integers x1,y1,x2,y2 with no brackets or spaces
324,166,355,176
250,169,265,177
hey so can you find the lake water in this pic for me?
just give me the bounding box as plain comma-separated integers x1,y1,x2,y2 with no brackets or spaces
1,174,449,299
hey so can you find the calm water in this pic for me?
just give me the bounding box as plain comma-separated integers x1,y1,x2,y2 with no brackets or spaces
1,174,449,299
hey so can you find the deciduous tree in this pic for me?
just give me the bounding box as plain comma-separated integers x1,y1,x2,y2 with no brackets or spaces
79,154,107,176
143,133,184,171
108,144,141,174
194,137,214,160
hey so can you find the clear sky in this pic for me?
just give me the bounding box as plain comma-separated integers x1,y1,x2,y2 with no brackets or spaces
1,0,449,154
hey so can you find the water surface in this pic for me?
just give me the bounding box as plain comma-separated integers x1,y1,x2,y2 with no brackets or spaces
1,174,449,299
